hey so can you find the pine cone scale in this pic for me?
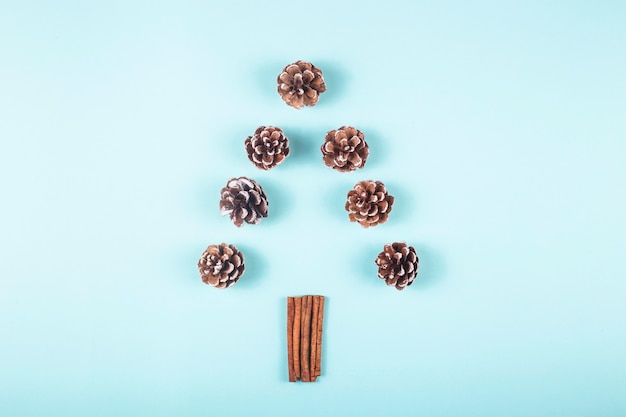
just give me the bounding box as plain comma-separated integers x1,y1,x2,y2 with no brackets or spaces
302,70,315,83
348,153,363,167
285,64,300,76
279,72,292,83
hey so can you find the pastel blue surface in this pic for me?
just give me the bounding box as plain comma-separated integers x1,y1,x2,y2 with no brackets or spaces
1,1,625,416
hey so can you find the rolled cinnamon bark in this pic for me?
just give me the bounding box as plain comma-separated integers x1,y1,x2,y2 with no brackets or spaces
287,297,295,382
310,296,320,381
300,296,312,382
315,296,324,377
293,296,302,380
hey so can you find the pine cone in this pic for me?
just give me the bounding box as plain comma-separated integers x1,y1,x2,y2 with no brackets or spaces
219,177,268,227
321,126,369,172
277,60,326,109
198,243,245,288
345,180,394,227
375,242,419,290
245,126,290,170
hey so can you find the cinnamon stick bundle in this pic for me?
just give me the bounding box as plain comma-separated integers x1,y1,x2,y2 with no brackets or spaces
287,295,325,382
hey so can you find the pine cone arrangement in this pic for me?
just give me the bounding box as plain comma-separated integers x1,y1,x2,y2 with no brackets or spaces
375,242,419,290
277,60,326,109
245,126,290,170
219,177,269,227
345,180,394,227
321,126,369,172
198,243,245,288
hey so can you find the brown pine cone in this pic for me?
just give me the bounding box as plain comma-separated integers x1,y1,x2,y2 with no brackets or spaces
345,180,394,227
219,177,268,227
245,126,290,170
375,242,419,290
277,60,326,109
321,126,369,172
198,243,245,288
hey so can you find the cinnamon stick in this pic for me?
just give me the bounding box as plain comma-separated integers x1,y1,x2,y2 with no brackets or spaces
287,297,295,382
310,296,320,381
300,295,312,382
293,296,301,380
315,296,324,377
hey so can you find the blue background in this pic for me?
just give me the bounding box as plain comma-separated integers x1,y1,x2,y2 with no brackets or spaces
1,1,625,416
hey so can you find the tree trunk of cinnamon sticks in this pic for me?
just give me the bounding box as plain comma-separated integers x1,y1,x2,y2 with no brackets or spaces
287,295,324,382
